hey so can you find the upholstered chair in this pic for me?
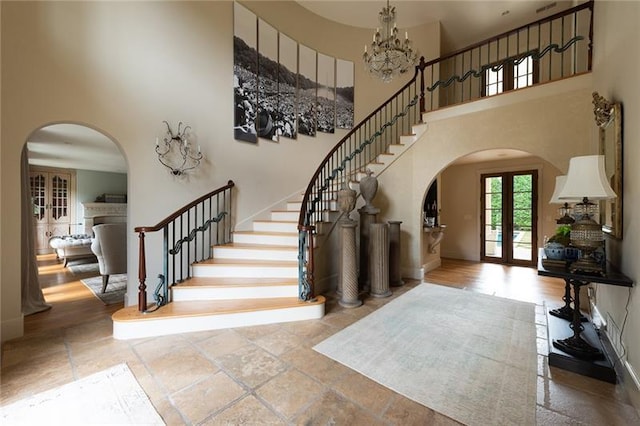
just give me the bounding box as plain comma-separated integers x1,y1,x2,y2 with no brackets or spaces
91,223,127,293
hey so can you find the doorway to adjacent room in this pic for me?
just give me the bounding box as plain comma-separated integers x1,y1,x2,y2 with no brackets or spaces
481,170,538,266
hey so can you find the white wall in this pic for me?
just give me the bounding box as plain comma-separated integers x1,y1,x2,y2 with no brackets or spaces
592,0,640,406
0,1,440,340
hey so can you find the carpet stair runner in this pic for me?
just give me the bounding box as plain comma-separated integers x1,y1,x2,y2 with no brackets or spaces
112,122,427,339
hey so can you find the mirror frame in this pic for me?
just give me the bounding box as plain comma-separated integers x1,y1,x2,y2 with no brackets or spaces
593,92,623,239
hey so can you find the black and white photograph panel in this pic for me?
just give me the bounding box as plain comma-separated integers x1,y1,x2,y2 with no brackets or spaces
317,53,336,134
233,2,258,144
278,33,298,140
336,59,355,129
257,19,279,142
298,44,317,137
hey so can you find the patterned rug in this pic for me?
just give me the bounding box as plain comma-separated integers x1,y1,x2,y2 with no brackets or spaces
0,363,164,425
67,260,100,275
80,273,127,305
314,283,537,426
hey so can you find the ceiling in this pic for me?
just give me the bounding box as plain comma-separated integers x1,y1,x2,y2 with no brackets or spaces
296,0,573,53
28,124,127,174
28,1,570,173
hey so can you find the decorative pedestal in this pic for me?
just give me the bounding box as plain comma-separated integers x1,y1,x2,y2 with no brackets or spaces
424,225,446,253
358,207,379,293
370,223,391,298
339,222,361,308
337,182,357,297
388,221,404,287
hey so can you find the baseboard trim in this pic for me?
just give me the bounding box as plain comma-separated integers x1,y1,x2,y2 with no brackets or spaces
599,325,640,414
422,258,442,274
403,266,425,281
1,315,24,343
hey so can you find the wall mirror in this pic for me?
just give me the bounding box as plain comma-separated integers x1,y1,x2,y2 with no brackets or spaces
593,92,623,239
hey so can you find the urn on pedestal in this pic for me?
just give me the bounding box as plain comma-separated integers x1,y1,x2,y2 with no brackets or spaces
338,181,357,221
360,169,378,213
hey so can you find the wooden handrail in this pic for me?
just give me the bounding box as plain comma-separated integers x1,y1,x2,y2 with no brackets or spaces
135,180,235,233
136,180,235,311
296,0,593,302
426,1,594,69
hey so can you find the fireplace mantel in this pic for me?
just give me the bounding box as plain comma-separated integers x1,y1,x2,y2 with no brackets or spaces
82,202,127,234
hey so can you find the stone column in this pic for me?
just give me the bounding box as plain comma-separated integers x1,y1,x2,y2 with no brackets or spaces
358,207,379,293
339,222,361,308
370,223,391,298
337,181,357,297
388,221,404,287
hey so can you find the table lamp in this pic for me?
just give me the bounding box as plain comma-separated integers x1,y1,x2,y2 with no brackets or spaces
559,155,616,275
549,175,578,224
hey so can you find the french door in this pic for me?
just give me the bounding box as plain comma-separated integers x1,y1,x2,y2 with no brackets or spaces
481,170,538,266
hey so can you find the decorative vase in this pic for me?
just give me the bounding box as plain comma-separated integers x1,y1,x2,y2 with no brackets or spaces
544,242,565,260
359,169,378,211
337,181,357,221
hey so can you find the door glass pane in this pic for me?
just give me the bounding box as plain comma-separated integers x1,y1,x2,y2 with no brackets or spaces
30,174,46,221
51,174,69,221
512,174,533,261
484,176,502,258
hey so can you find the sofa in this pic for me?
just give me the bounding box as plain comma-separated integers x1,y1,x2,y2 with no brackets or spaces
91,223,127,293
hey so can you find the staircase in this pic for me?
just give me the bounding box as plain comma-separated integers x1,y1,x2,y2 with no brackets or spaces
112,122,426,340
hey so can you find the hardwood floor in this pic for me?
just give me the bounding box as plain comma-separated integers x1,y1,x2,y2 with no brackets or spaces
23,254,123,334
425,257,567,307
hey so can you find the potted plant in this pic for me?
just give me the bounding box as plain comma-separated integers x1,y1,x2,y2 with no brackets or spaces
544,225,571,260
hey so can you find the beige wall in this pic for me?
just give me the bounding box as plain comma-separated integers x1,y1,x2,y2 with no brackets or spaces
0,1,439,340
592,0,640,405
440,156,561,261
374,75,593,278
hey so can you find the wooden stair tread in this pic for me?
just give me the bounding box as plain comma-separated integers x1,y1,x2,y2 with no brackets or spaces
215,242,297,251
253,219,297,224
175,276,297,287
233,230,298,236
113,295,326,322
196,258,297,266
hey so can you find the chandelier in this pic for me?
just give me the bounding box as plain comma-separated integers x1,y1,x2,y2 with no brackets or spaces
363,0,418,83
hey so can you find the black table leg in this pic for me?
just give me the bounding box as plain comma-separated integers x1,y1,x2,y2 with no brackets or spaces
553,279,604,360
549,278,587,322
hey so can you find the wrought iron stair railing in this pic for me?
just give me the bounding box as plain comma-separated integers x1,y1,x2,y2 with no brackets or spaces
297,1,593,301
135,180,234,312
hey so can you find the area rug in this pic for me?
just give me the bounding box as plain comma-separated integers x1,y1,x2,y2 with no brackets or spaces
67,261,100,275
0,363,165,425
314,283,537,426
81,274,127,305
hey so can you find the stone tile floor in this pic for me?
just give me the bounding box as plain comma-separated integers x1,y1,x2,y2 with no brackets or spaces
2,280,639,425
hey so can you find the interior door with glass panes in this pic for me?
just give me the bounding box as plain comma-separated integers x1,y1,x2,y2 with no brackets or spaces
30,170,72,251
481,170,537,266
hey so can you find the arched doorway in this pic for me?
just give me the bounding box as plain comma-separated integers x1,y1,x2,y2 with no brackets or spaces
22,122,128,320
422,148,561,269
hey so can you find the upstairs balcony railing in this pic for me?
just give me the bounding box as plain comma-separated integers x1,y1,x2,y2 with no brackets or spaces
135,180,234,312
297,1,593,301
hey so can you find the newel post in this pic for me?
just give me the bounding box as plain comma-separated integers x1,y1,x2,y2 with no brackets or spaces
138,231,148,311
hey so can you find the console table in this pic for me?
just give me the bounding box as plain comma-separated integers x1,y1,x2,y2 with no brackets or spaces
538,257,633,382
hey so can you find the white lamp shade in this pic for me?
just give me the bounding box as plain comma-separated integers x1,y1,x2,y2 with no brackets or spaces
558,155,617,201
549,175,581,204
